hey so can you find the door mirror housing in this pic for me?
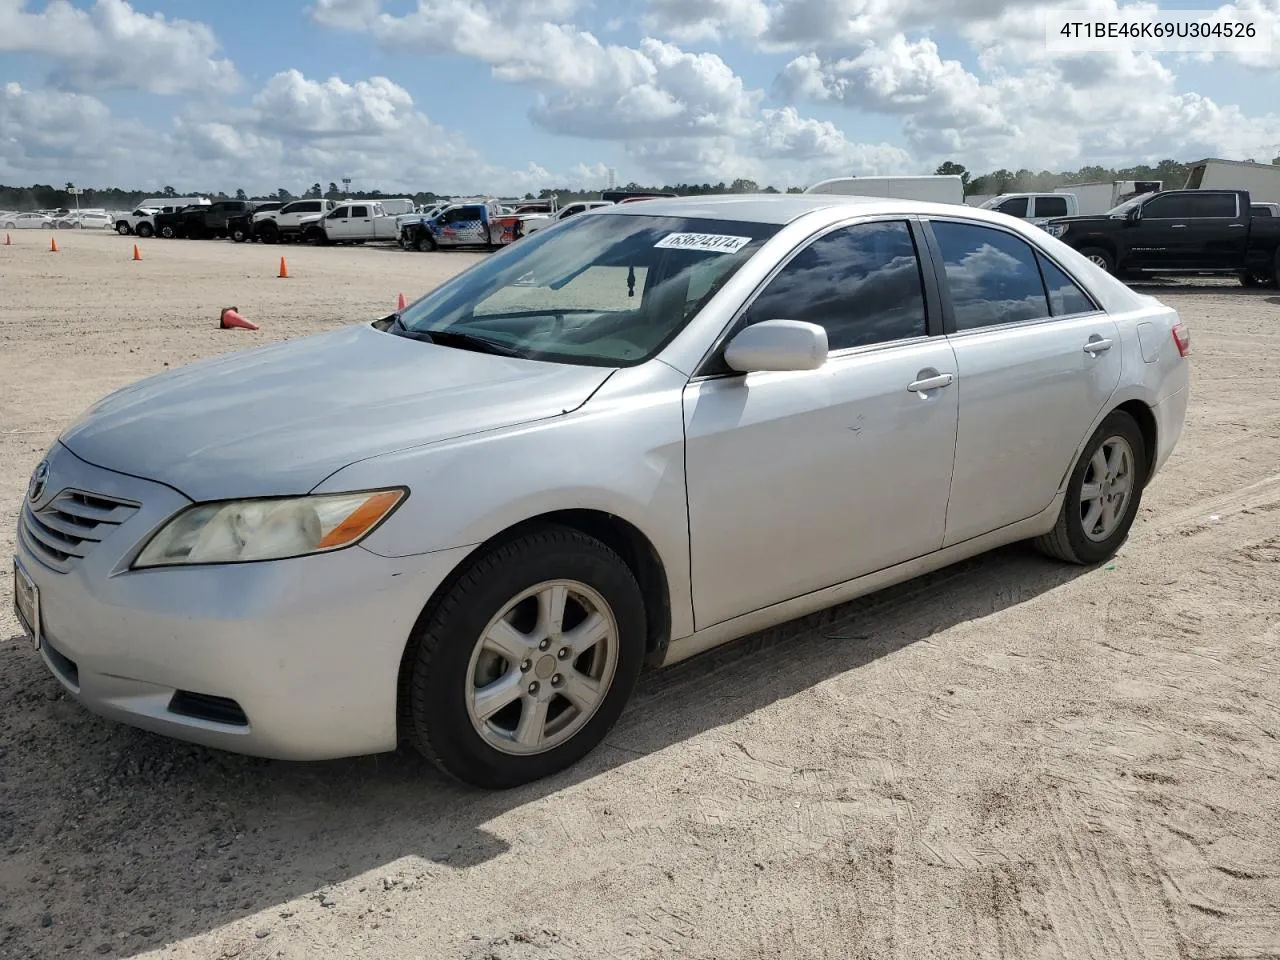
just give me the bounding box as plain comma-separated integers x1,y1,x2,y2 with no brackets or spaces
723,319,828,373
1126,205,1142,225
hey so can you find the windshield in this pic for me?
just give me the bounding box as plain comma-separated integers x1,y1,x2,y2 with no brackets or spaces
1106,196,1145,216
394,213,780,366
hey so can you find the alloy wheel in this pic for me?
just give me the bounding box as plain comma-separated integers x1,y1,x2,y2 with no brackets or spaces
465,579,619,756
1080,435,1134,542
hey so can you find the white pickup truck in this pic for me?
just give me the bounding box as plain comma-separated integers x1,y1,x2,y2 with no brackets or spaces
521,200,614,234
299,201,400,244
979,193,1080,226
253,198,339,243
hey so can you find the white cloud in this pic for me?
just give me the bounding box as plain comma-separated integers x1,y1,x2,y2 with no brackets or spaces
641,0,769,42
312,0,916,183
0,0,239,95
0,74,566,199
779,30,1280,171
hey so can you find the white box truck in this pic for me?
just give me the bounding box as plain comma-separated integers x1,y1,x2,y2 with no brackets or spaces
1185,158,1280,204
804,175,965,204
1053,180,1161,215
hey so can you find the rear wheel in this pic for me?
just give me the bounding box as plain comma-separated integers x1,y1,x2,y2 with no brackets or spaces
404,525,646,789
1079,247,1115,274
1034,410,1147,565
159,224,176,239
135,222,154,238
231,226,248,243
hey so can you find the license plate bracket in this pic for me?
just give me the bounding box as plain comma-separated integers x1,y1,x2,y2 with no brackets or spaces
13,558,40,651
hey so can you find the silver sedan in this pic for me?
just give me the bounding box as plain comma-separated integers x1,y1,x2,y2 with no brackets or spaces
13,195,1190,788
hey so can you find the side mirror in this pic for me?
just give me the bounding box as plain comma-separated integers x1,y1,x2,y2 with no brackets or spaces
1126,206,1142,225
723,319,828,373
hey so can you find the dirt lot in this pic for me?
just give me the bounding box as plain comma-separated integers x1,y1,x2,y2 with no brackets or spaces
2,229,1280,960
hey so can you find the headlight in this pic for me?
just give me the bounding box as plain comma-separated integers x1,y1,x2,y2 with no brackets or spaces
133,488,406,568
1044,223,1068,238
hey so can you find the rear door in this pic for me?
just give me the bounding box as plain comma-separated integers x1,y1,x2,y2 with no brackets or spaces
1031,195,1071,222
347,204,372,239
922,217,1123,546
1128,191,1244,268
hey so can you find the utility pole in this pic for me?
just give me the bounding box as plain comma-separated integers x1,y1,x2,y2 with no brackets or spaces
342,177,352,198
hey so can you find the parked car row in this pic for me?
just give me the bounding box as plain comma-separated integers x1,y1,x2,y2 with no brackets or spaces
2,209,115,230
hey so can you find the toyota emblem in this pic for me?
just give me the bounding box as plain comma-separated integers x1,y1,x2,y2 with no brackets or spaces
28,460,49,504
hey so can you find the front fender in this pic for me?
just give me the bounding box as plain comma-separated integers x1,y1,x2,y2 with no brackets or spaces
310,362,696,639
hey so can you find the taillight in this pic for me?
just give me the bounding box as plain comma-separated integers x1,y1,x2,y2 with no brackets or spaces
1172,321,1191,358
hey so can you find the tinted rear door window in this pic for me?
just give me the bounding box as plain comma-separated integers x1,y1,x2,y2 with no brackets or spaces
1036,254,1095,316
741,220,927,350
1035,196,1070,218
930,221,1050,330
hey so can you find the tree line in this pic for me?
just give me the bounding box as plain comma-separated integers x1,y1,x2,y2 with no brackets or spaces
2,157,1275,211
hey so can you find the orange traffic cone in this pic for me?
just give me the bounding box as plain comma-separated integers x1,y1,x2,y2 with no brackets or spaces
50,236,59,252
132,244,142,261
219,306,259,331
397,292,407,311
4,233,10,246
277,256,289,278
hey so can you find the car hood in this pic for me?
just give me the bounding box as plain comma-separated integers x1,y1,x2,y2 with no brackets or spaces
59,324,614,502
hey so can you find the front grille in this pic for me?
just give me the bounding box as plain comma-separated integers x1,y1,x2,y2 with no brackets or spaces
20,489,140,573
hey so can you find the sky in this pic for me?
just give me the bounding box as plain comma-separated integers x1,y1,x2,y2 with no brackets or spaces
1,0,1279,196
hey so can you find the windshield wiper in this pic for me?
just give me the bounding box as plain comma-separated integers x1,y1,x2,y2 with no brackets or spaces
387,315,526,358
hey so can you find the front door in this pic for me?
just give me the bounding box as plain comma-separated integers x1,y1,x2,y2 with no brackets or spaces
923,218,1124,546
683,219,959,628
1125,191,1244,269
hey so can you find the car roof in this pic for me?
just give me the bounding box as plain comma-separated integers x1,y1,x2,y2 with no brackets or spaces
596,192,1014,226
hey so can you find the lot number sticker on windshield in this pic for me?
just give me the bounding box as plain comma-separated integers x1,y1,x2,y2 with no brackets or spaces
654,233,752,254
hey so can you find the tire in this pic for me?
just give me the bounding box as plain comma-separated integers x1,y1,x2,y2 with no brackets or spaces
116,222,132,235
1034,410,1147,565
1079,247,1115,274
135,223,154,238
414,232,433,252
159,224,176,239
404,524,647,789
231,226,248,243
2,221,14,229
259,223,279,244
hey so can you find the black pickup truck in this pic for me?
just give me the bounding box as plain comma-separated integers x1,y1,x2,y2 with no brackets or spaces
154,200,258,239
1044,188,1280,287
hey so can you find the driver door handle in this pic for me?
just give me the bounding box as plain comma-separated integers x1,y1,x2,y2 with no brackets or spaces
906,373,954,392
1084,338,1113,354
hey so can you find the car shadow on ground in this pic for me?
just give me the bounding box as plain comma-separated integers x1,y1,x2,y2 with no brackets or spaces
0,543,1092,957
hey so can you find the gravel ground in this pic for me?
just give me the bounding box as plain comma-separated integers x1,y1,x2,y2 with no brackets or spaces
2,230,1280,960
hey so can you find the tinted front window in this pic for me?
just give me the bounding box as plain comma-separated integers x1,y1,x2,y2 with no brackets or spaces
1036,253,1094,316
741,221,927,350
1141,194,1194,219
350,205,369,218
931,221,1049,330
397,214,779,366
1036,196,1070,218
996,197,1029,217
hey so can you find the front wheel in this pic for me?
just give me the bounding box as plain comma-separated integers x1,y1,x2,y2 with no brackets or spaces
231,226,248,242
403,525,647,789
1034,410,1147,565
1078,247,1115,274
116,222,132,235
135,223,154,238
159,224,176,239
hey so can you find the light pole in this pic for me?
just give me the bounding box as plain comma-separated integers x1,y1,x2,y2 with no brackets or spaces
342,177,351,198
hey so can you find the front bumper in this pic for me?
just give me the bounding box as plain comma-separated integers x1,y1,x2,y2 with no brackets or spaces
15,442,475,760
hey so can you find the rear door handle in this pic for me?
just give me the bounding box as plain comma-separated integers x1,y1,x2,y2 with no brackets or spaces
907,373,954,392
1084,339,1114,355
1170,224,1187,229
